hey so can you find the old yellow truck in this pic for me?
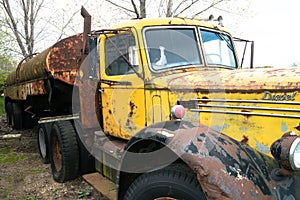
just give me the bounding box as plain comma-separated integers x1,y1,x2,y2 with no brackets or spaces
4,7,300,199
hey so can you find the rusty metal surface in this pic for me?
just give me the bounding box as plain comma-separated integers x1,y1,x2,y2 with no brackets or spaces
48,34,84,85
147,68,300,92
83,173,117,200
123,120,298,199
6,50,50,86
5,34,84,102
4,79,47,100
6,34,83,87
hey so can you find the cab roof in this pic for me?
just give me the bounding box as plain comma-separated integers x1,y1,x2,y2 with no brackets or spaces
108,17,230,34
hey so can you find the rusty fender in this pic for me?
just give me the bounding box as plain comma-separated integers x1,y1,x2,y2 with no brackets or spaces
121,120,299,199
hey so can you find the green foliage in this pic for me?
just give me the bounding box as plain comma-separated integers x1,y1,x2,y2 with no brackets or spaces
24,195,38,200
0,96,4,116
291,62,300,67
0,55,15,95
0,70,10,95
0,147,28,164
78,189,92,198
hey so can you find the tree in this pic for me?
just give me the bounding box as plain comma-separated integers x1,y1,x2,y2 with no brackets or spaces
0,0,83,59
0,0,45,58
105,0,236,18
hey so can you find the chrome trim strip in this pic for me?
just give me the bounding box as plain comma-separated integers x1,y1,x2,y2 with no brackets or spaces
38,114,80,124
190,109,300,119
197,104,300,112
192,98,300,105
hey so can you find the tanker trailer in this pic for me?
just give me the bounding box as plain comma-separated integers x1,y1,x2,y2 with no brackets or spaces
4,33,84,130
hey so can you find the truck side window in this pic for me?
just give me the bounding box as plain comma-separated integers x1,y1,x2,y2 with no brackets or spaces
105,33,136,76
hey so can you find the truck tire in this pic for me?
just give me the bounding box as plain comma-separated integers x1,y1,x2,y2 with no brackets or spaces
38,124,50,164
50,121,79,183
6,102,12,126
124,164,206,200
11,102,23,130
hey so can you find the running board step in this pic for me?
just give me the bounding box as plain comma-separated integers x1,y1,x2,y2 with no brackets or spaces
83,172,117,200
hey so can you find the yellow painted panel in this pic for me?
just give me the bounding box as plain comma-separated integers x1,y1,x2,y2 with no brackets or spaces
198,92,300,155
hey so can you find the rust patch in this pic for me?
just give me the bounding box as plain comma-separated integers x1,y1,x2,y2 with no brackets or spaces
4,80,47,100
126,101,137,130
148,67,300,92
241,135,249,145
48,34,84,85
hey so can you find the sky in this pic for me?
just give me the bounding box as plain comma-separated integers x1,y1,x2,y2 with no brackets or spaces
238,0,300,67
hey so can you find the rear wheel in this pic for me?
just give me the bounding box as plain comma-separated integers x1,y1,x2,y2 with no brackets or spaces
50,120,79,183
124,164,206,200
38,124,50,164
11,102,23,130
6,102,12,126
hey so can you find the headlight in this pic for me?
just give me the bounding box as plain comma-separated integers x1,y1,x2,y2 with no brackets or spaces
270,132,300,172
289,137,300,171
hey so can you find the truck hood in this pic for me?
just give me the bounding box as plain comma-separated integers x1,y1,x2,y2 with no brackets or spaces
147,68,300,92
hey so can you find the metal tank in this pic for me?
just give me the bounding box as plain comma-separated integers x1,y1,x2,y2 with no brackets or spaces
6,33,84,87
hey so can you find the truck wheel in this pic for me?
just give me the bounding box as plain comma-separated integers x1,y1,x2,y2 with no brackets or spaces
124,164,206,200
6,102,12,126
11,102,23,130
38,124,50,164
50,121,79,183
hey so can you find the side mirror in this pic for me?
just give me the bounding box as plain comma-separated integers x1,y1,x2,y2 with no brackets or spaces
128,46,139,66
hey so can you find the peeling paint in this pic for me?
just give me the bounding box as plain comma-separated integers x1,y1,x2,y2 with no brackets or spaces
255,139,270,154
281,122,287,133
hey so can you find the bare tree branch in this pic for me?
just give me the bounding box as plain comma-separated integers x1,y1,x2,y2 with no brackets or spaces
173,0,188,15
1,0,28,57
55,8,81,41
175,0,200,16
105,0,136,15
193,0,229,16
129,0,140,18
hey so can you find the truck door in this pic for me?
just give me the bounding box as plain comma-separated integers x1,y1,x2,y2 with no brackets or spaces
100,29,145,140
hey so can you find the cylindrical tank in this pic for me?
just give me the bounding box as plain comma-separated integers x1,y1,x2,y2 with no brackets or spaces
6,34,84,86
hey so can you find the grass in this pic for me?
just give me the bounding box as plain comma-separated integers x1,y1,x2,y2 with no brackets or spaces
0,96,5,116
0,147,28,164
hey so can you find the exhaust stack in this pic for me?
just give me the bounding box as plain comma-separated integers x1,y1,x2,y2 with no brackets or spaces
81,6,91,54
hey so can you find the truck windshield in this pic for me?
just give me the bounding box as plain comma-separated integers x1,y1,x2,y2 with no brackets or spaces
144,27,202,70
200,29,237,68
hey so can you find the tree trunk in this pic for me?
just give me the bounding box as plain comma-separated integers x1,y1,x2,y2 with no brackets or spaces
166,0,173,17
140,0,146,18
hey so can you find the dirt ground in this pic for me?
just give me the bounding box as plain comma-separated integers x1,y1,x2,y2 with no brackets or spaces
0,116,105,200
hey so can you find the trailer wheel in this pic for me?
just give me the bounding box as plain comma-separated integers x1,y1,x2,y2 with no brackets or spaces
11,102,23,130
6,102,12,126
124,164,206,200
38,124,50,164
50,121,79,183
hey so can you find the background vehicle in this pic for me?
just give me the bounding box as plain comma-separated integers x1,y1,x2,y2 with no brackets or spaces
4,7,300,200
